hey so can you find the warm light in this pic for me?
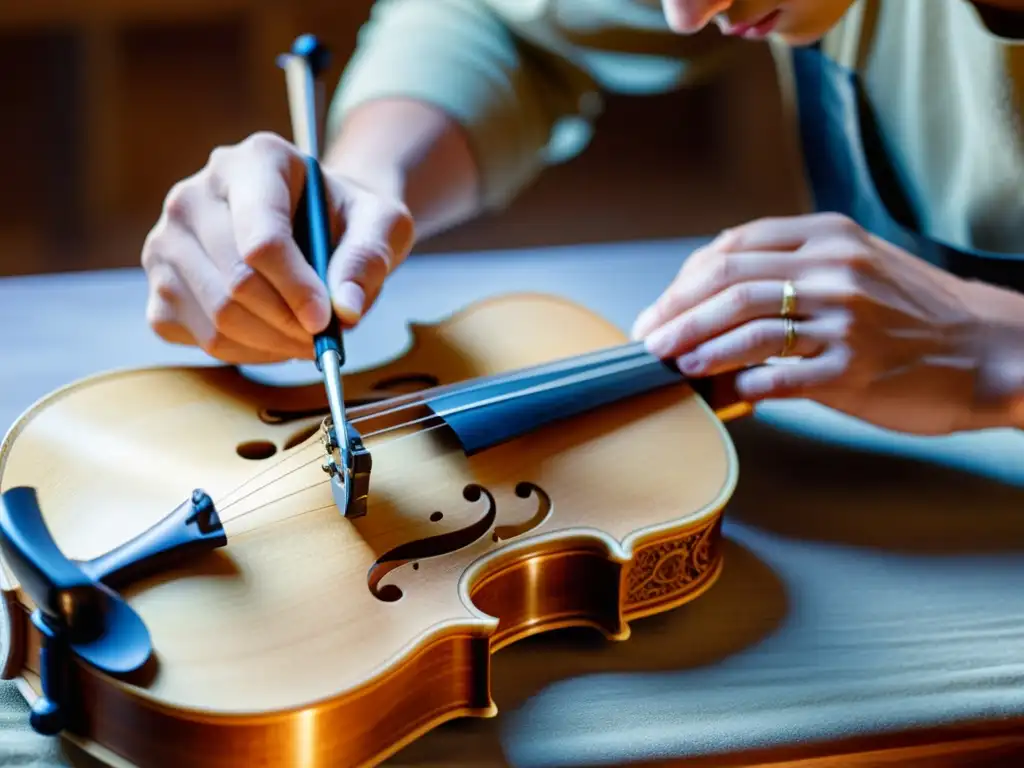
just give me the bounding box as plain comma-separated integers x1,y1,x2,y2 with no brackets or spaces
293,708,318,768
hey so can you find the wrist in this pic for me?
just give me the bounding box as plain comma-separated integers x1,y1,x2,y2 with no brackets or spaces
959,279,1024,431
321,97,481,242
322,140,408,203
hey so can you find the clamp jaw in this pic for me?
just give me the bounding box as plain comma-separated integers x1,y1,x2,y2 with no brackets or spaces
320,414,372,519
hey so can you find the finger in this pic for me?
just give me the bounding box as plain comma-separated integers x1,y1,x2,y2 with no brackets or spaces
733,348,850,401
715,212,862,253
326,190,415,326
172,274,300,364
148,254,301,364
162,223,314,360
187,189,311,345
144,259,198,347
211,137,333,335
674,317,828,378
643,279,822,360
632,250,797,340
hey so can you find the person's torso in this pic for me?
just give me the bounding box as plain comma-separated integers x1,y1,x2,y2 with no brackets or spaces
822,0,1024,255
483,0,1024,256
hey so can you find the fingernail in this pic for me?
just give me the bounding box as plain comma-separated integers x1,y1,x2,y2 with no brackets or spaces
296,292,331,334
644,325,674,358
331,281,365,325
631,307,656,340
677,353,703,374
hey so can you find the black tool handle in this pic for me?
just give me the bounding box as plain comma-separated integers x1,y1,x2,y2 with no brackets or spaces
294,155,343,366
280,34,344,368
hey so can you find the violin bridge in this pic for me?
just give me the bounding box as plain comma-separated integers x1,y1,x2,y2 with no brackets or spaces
319,417,372,519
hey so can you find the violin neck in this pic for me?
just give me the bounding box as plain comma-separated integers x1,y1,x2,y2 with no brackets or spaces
421,341,744,456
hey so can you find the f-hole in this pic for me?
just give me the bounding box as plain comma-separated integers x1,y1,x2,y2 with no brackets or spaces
492,482,551,542
371,374,440,393
258,373,441,425
368,484,497,602
367,481,553,602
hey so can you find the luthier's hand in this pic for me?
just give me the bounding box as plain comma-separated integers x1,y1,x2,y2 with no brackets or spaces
631,212,1024,434
141,131,415,364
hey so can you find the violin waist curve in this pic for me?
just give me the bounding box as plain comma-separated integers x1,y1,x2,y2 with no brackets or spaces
0,291,745,768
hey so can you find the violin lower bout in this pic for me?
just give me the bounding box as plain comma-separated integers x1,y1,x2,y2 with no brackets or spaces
0,291,740,768
10,514,724,768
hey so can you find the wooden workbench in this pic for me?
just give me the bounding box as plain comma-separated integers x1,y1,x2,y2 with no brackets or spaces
1,237,1024,766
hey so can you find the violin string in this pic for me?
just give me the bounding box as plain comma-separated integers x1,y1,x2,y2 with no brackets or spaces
213,442,323,507
208,342,649,508
218,350,659,511
218,424,467,527
216,350,664,518
216,418,459,516
230,503,337,538
343,341,650,428
357,351,662,441
214,351,673,525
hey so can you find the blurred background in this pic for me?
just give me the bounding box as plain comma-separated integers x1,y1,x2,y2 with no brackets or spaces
0,0,805,278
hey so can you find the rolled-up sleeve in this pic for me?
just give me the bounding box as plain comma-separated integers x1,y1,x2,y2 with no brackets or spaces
326,0,600,210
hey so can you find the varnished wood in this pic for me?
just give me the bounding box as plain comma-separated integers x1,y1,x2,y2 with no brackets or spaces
0,292,744,768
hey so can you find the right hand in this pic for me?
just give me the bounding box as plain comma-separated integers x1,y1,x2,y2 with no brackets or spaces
141,131,415,364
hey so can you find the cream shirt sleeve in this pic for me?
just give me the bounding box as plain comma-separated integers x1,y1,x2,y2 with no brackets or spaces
326,0,600,211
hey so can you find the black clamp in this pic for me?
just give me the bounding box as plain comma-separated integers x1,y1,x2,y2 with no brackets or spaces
0,486,226,735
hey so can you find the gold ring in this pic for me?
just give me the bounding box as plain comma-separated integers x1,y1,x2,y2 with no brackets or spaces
781,279,796,318
780,317,796,357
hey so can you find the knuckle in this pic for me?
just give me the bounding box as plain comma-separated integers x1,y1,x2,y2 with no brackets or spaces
148,315,180,342
765,366,803,394
346,241,394,278
225,260,258,299
833,313,857,339
831,271,869,307
381,202,416,259
244,130,288,155
819,211,860,236
163,179,198,224
724,283,752,314
843,245,877,276
745,319,775,349
151,270,181,306
206,132,291,180
684,243,714,269
201,332,232,360
146,299,187,344
140,231,161,271
207,145,230,172
209,293,240,333
709,254,735,289
829,319,857,350
239,231,289,267
832,346,855,373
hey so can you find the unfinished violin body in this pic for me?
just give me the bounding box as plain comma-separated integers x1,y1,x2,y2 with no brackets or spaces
0,292,748,768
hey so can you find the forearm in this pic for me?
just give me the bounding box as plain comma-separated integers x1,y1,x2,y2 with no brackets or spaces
322,98,482,242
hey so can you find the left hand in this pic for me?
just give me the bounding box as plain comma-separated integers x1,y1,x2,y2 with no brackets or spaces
631,212,1017,435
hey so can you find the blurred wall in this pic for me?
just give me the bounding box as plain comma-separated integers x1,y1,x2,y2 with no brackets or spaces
0,0,805,277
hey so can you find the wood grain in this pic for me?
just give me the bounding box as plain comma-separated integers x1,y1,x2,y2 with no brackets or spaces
0,293,739,767
2,248,1024,767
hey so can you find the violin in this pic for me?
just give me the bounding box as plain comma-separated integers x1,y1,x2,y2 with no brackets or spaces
0,36,752,768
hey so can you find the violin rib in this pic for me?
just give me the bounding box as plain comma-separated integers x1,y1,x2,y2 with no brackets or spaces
0,292,745,768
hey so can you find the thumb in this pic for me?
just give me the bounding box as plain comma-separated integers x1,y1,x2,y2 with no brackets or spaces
326,193,415,326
